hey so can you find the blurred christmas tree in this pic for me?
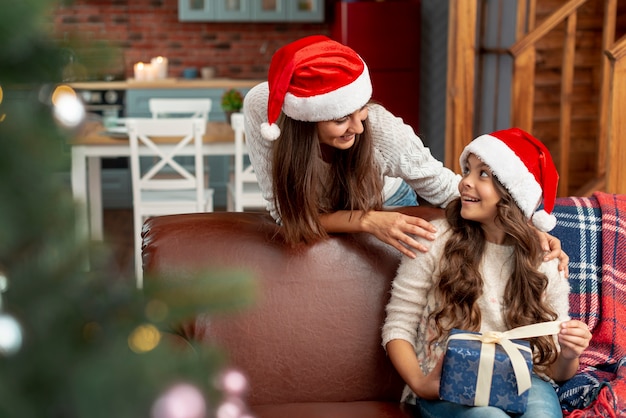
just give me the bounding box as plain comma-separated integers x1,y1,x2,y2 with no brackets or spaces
0,1,256,417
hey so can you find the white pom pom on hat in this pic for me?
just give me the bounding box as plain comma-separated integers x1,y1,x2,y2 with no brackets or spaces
261,35,373,141
260,122,280,141
532,209,557,232
459,128,559,232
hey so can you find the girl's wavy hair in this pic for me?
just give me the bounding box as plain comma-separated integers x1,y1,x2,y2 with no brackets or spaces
271,109,383,246
429,178,558,372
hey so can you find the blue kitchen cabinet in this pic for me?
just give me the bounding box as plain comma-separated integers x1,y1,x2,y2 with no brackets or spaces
178,0,323,22
178,0,215,21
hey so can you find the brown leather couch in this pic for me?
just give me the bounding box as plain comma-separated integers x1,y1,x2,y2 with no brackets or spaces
142,206,443,418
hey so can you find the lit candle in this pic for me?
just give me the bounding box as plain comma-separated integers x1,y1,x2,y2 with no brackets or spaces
134,62,146,80
143,64,156,81
151,56,168,79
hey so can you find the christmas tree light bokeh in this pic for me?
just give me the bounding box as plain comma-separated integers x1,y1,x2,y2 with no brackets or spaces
0,1,257,416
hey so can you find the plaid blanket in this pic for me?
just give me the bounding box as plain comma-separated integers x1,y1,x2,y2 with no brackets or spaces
551,192,626,416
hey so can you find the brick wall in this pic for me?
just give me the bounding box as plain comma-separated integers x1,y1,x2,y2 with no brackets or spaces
52,0,334,80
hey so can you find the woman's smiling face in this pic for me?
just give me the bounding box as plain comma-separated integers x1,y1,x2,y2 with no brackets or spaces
316,105,369,150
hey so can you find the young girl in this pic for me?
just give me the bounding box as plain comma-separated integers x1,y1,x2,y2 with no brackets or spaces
382,128,591,417
243,35,567,270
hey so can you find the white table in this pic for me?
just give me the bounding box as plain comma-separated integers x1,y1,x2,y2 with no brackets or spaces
70,121,235,241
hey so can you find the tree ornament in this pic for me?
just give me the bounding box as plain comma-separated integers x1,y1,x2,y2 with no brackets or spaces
0,313,23,356
218,369,248,396
52,89,85,128
0,272,7,293
215,397,247,418
151,383,207,418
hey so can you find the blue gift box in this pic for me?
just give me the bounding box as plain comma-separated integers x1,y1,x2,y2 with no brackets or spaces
439,328,533,414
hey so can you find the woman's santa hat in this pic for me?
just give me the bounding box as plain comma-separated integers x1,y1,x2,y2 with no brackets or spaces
260,35,372,141
459,128,559,232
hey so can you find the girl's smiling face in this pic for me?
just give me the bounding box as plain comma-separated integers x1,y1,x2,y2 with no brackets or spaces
459,153,505,242
316,106,369,150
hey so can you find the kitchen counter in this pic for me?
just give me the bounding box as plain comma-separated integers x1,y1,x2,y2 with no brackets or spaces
69,78,263,90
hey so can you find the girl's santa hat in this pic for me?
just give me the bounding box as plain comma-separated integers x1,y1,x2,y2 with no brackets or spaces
261,35,372,141
459,128,559,232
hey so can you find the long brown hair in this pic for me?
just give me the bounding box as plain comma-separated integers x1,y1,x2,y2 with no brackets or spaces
271,111,383,246
429,179,558,372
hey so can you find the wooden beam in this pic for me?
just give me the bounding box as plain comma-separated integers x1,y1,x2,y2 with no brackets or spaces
511,0,536,133
558,13,577,196
605,37,626,194
596,0,617,179
510,48,535,131
509,0,587,57
515,0,536,38
444,0,476,174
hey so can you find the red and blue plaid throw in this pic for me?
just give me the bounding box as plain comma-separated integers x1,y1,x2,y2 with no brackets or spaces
552,192,626,416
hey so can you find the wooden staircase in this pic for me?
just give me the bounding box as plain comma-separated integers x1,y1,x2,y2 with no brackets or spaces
445,0,626,196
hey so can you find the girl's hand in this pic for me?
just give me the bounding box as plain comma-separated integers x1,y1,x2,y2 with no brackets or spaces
386,340,442,400
411,356,443,400
537,230,570,277
361,211,437,258
558,320,592,360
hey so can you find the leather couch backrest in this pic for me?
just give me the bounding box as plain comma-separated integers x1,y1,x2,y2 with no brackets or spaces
142,207,444,406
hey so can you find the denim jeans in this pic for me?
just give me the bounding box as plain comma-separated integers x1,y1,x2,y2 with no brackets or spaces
416,375,562,418
384,179,418,207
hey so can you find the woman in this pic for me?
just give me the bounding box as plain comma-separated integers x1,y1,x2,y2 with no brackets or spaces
243,35,566,270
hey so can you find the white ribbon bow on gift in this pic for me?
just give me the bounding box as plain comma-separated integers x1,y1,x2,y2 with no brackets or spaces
446,320,562,407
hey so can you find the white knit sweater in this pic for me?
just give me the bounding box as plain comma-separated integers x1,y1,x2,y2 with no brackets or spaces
381,218,571,403
243,82,462,223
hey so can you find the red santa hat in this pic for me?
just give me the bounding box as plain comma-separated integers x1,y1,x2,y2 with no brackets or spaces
260,35,372,141
459,128,559,232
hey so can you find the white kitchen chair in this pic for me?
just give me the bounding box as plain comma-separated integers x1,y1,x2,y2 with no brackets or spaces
226,112,265,212
126,117,214,288
146,99,214,210
149,97,213,210
149,98,212,119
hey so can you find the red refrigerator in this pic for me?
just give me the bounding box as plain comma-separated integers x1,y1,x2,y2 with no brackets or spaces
332,0,421,132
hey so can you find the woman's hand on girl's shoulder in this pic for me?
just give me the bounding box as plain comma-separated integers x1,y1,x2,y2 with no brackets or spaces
361,211,438,258
538,231,570,277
